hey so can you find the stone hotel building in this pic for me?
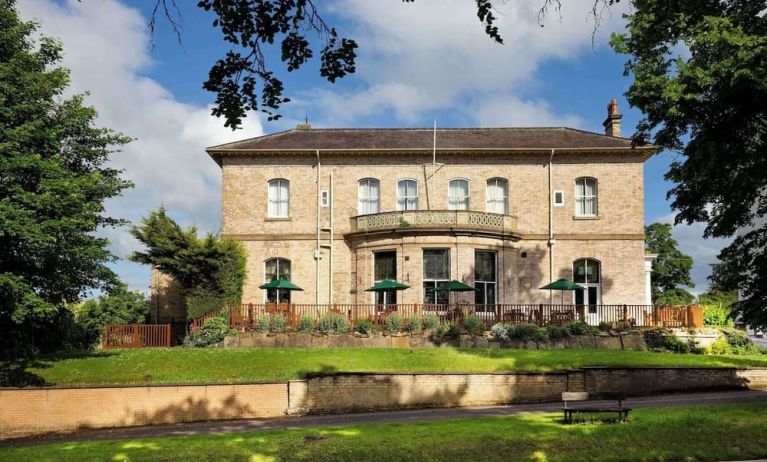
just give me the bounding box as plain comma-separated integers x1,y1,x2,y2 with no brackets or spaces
197,100,654,318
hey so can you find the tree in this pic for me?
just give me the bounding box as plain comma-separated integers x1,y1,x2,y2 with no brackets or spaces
148,0,506,128
612,1,767,326
76,285,150,347
645,223,695,305
0,1,132,358
129,207,246,318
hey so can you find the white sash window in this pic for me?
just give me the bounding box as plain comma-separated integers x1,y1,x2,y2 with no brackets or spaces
358,178,380,215
267,179,289,218
448,179,470,210
575,177,598,217
486,178,508,214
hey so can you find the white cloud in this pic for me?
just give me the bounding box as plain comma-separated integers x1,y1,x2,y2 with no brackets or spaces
290,0,627,127
655,213,733,295
18,0,263,292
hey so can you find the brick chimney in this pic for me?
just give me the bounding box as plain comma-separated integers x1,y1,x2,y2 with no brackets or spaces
603,98,622,137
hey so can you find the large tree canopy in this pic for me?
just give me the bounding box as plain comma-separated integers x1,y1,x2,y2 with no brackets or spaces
613,1,767,327
0,0,132,357
645,223,695,305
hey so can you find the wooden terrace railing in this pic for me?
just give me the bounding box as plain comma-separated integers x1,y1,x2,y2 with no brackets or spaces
102,324,171,348
202,303,703,330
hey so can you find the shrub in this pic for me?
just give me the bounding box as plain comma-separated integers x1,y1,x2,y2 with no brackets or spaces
407,314,422,333
439,321,464,339
545,324,569,340
270,314,287,333
703,305,735,327
185,286,226,320
708,328,762,355
565,321,598,336
491,323,509,341
184,316,233,347
298,314,314,333
464,315,484,336
356,318,374,334
318,313,349,333
255,316,270,332
509,323,546,342
386,313,403,333
76,284,149,349
643,329,693,353
598,321,613,332
422,314,439,330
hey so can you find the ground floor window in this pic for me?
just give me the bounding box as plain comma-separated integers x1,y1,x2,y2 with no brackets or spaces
573,258,601,312
265,258,291,303
423,249,450,304
474,250,497,309
374,251,397,305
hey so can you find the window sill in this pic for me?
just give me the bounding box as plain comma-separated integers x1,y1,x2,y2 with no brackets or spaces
573,215,600,220
265,217,291,222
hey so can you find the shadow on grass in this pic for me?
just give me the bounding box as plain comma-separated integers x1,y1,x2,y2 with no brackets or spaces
0,351,119,387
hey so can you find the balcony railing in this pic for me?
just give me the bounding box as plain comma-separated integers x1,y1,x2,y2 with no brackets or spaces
349,210,518,236
192,304,703,330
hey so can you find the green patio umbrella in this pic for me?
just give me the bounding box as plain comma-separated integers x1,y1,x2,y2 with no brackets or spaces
436,280,477,306
259,278,303,303
539,278,584,304
365,279,410,305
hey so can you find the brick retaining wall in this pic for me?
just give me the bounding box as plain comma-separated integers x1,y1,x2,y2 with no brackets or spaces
0,383,287,438
2,367,766,438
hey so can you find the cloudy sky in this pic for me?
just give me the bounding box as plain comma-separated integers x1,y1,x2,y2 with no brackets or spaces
17,0,727,295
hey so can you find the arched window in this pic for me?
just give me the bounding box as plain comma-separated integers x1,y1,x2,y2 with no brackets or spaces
575,177,598,217
448,178,470,210
573,258,601,308
264,258,292,303
397,179,418,211
267,179,289,218
358,178,380,215
486,178,508,214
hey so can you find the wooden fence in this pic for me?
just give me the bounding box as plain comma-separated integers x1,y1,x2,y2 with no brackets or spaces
192,303,703,330
102,324,171,348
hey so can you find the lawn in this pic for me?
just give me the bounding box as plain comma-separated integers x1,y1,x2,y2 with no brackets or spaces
2,403,767,461
3,348,766,386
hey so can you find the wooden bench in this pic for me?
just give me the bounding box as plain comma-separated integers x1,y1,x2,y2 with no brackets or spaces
562,392,631,424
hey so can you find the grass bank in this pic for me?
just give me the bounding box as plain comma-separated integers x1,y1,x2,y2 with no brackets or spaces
2,403,766,461
3,348,766,386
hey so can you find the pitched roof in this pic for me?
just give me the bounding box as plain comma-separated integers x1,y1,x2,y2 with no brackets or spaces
206,127,654,166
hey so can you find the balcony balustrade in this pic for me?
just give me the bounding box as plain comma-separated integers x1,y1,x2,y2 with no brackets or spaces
348,209,518,237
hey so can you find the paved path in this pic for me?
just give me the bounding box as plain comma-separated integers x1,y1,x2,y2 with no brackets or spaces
3,389,767,448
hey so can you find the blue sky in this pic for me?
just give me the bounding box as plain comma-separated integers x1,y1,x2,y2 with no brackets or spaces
19,0,727,296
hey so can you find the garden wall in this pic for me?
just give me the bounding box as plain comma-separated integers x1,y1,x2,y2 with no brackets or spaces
0,383,287,439
224,332,648,350
2,368,766,438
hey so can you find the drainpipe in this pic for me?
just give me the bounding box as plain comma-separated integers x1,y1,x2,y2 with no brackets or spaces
316,150,321,305
328,171,334,304
548,149,555,304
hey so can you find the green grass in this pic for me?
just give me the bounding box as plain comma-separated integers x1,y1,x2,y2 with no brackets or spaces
3,348,767,386
2,403,767,461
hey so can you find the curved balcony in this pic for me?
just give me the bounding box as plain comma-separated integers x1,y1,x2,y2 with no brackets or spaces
347,210,520,240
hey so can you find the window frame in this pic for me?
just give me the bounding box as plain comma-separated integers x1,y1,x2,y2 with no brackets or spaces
267,178,290,218
396,178,419,211
553,190,565,207
357,178,381,215
574,177,598,217
373,250,398,305
572,258,601,309
422,248,451,305
264,258,292,303
485,177,509,214
474,250,497,309
447,178,471,211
